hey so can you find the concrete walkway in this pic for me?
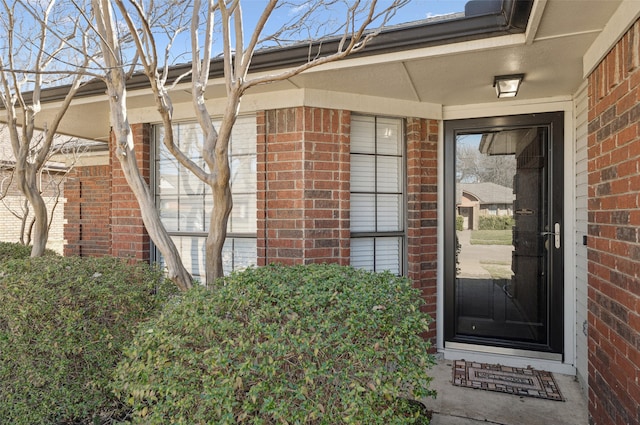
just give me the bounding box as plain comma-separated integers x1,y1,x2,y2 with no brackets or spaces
422,360,588,425
457,230,513,278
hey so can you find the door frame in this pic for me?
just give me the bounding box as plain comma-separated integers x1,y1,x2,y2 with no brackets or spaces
443,112,565,355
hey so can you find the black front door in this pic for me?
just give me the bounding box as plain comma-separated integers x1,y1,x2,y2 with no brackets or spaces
444,113,564,355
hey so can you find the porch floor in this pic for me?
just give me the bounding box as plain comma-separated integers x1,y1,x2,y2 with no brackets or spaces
422,359,588,425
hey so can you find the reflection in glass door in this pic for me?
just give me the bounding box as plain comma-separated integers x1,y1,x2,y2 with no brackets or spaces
444,114,564,355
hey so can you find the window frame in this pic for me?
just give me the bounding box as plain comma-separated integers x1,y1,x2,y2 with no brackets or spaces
150,116,257,278
349,114,407,275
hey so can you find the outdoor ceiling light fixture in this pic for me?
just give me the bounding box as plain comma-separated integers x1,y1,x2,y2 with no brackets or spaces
493,74,524,98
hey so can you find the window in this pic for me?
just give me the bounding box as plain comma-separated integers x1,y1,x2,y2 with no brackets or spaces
350,115,405,274
154,115,257,281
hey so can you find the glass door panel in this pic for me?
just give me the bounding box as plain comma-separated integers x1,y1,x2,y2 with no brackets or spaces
445,113,564,354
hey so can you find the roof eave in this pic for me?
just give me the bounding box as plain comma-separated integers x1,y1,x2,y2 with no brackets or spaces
31,0,533,104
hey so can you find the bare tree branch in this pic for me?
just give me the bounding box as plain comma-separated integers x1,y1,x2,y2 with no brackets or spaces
0,0,94,256
91,0,193,291
85,0,408,285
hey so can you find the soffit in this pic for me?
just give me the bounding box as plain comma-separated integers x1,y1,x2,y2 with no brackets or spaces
284,31,596,106
533,0,621,40
25,0,623,141
284,0,621,106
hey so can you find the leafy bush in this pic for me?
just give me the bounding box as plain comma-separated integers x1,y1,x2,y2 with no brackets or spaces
478,215,514,230
0,256,176,424
113,264,437,424
456,215,464,231
0,241,59,261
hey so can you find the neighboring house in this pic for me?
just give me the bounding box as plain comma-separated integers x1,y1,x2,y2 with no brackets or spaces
17,1,640,423
457,182,514,229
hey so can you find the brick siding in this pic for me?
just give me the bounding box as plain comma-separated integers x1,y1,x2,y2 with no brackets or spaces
587,19,640,425
64,124,150,260
257,107,439,341
406,118,439,342
64,165,111,256
70,110,439,347
110,124,151,261
257,107,351,266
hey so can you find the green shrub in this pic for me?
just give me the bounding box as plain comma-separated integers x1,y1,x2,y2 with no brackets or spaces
113,264,437,424
0,256,176,424
0,241,59,261
455,215,464,231
478,215,514,230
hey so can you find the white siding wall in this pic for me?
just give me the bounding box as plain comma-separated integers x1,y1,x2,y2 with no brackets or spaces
574,82,589,394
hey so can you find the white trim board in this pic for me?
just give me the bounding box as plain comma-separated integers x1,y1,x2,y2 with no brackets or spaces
583,0,640,77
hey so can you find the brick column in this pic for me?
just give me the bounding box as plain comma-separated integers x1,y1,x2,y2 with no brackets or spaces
110,124,151,261
257,108,305,265
302,107,351,264
257,107,350,266
406,118,439,342
586,19,640,425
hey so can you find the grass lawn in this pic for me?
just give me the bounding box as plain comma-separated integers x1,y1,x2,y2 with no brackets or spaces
479,260,513,279
470,230,512,245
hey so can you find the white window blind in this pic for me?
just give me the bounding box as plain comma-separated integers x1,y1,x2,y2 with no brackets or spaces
154,115,257,281
350,115,404,275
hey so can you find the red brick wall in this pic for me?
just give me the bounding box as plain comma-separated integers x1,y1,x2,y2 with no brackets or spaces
257,107,350,265
257,108,305,265
301,108,351,264
258,108,439,341
110,124,151,261
71,112,439,346
64,165,111,257
587,19,640,425
65,124,150,260
406,118,439,341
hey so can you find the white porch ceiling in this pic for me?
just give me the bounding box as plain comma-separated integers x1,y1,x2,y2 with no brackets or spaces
285,0,621,106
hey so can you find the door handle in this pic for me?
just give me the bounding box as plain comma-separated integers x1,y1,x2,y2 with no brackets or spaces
540,223,561,249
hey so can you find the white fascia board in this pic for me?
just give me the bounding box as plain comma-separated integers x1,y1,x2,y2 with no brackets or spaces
583,0,640,78
126,89,307,123
299,33,526,73
302,89,442,120
525,0,548,45
128,88,442,123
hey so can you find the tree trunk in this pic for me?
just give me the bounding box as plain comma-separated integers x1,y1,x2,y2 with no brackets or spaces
16,163,48,257
26,189,48,257
113,123,193,292
203,98,236,286
205,183,232,285
19,199,28,246
105,73,194,292
93,0,193,292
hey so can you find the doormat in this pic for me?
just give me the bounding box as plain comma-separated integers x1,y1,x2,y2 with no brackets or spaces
452,360,564,401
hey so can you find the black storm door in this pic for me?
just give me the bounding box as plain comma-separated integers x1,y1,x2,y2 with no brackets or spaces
444,113,564,355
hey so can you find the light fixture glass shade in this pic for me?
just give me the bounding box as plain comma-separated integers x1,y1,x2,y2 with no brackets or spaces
493,74,524,98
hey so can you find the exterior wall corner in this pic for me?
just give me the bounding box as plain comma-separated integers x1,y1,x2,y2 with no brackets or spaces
586,17,640,425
